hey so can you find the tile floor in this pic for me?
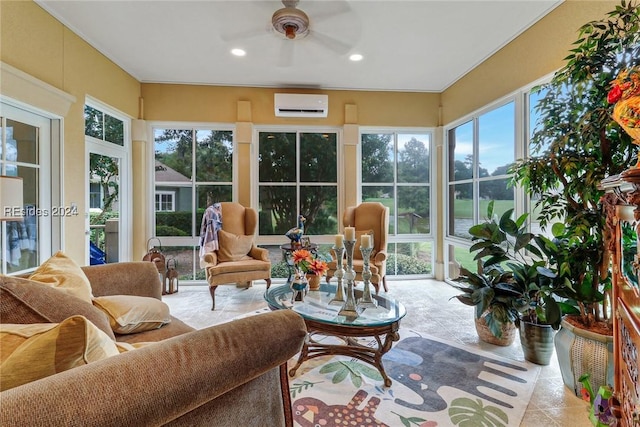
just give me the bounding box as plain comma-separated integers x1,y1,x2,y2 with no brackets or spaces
163,279,591,427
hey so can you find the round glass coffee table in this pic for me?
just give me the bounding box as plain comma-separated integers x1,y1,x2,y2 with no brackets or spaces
265,282,406,386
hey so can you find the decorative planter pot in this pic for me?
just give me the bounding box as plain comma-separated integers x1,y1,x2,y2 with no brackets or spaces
306,274,321,290
474,312,516,347
554,317,614,396
518,319,555,365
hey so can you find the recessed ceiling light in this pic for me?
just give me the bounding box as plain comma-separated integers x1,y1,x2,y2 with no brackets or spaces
231,48,246,57
349,54,363,62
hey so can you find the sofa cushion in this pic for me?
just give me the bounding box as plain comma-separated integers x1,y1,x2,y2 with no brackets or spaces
28,251,93,303
217,229,254,262
0,276,115,340
92,295,171,335
0,315,120,391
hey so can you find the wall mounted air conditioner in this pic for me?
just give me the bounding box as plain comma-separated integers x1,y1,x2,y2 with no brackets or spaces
274,93,328,118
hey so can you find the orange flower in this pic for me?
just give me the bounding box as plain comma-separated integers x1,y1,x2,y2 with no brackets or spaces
308,259,329,276
292,249,312,264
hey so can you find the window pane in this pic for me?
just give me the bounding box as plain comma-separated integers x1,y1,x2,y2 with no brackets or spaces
300,133,337,182
478,102,514,177
104,114,124,146
84,105,103,139
259,132,296,182
300,185,337,235
5,166,40,273
161,246,198,281
362,133,394,183
156,186,193,237
154,129,193,180
448,183,472,238
448,121,473,181
387,242,432,276
362,186,394,234
398,134,430,183
7,120,38,164
397,186,429,234
447,243,478,280
259,185,296,235
196,185,232,235
479,179,514,219
195,130,233,182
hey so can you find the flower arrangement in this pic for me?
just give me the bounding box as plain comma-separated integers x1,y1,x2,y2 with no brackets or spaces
578,374,619,427
608,66,640,141
292,249,328,276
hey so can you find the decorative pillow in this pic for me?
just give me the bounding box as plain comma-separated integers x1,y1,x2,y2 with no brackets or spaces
353,230,377,260
28,251,93,303
0,276,115,340
0,315,120,391
217,229,254,262
92,295,171,335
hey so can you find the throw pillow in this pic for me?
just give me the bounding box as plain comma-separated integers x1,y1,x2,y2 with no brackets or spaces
217,229,254,262
28,251,93,303
0,276,115,340
92,295,171,335
0,315,120,391
353,230,377,260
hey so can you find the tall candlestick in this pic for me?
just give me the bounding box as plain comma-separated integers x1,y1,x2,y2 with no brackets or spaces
344,227,355,241
335,234,344,248
360,234,372,248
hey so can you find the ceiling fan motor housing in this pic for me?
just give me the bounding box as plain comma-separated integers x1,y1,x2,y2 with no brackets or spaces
272,7,309,39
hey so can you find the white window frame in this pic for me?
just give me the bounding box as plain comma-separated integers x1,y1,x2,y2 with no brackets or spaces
155,191,175,212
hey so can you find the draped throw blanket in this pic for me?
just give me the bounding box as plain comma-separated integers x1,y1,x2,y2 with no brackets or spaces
199,203,222,268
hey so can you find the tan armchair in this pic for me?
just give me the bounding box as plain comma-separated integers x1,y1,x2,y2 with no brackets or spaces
326,202,390,293
202,202,271,310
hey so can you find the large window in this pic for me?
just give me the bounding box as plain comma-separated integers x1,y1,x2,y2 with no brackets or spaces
257,130,338,237
361,131,433,276
152,126,234,280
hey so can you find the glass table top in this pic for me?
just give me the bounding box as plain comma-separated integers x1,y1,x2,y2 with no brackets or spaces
264,282,406,327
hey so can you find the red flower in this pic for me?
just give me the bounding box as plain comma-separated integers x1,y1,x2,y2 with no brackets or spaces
292,249,312,264
580,387,591,403
608,85,622,104
308,259,329,276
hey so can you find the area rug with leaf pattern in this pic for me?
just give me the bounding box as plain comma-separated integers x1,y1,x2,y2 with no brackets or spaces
288,329,540,427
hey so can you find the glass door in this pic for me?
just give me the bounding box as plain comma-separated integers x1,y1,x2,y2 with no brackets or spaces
88,152,121,264
0,104,54,274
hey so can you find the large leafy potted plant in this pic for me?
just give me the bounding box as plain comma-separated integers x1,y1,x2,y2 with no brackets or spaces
451,202,563,363
509,0,640,393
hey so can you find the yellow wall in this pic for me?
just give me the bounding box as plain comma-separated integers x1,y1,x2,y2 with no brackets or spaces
441,0,618,124
0,1,140,263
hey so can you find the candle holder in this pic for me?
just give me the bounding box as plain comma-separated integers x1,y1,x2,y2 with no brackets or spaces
339,238,359,319
329,245,346,305
357,246,378,308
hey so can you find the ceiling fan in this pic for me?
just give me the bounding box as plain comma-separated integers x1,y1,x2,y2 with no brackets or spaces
222,0,359,67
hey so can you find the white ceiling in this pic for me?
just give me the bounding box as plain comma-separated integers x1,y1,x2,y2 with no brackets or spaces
36,0,563,93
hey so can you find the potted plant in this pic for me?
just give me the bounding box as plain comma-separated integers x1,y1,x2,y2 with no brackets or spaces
451,202,563,362
509,0,640,393
291,249,329,291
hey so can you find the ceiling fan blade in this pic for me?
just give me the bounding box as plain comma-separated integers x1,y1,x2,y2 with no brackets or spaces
277,39,295,68
220,26,271,43
308,30,352,55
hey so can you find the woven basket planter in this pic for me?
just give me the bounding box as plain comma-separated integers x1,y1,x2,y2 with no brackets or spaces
474,312,517,346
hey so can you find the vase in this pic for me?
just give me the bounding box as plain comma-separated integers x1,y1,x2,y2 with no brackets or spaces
518,319,556,365
306,274,321,290
474,312,516,347
554,316,614,396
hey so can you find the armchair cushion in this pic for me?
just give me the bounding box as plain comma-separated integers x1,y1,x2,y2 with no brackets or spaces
217,230,254,262
0,276,115,340
0,315,120,391
28,251,93,303
92,295,171,335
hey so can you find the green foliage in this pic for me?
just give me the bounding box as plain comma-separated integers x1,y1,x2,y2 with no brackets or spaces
271,261,290,279
156,211,193,235
509,1,640,328
155,225,188,237
318,360,382,388
448,397,508,427
389,253,431,275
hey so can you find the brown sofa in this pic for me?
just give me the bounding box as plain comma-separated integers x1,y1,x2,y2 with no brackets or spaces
0,262,306,426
